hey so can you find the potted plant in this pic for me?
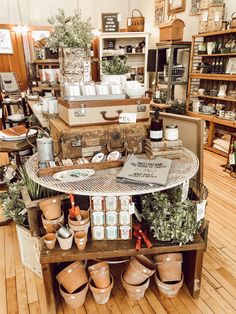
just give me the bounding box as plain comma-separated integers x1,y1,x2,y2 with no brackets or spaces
101,55,130,89
46,8,93,93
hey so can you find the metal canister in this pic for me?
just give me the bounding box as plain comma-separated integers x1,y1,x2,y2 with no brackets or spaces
37,136,54,162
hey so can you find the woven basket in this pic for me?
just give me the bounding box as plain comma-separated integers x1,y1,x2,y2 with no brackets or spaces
127,9,145,32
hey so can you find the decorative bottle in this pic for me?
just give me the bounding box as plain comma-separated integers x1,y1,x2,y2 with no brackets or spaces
150,109,163,142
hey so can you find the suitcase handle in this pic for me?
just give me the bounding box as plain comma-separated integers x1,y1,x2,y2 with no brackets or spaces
100,110,123,121
107,142,126,153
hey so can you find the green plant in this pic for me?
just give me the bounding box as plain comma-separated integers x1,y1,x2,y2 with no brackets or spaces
101,55,130,75
46,8,93,51
141,186,202,245
167,100,186,115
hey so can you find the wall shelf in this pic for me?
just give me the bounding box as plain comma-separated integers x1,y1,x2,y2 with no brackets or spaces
190,73,236,81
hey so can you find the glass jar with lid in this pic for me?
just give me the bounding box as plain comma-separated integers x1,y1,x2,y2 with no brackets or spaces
165,124,179,141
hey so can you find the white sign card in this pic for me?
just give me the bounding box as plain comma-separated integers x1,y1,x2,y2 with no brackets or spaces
0,29,13,54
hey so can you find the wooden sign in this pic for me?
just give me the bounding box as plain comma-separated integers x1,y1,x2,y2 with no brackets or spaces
102,13,119,32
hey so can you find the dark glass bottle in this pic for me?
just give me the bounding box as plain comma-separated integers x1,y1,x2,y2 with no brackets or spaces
150,109,163,142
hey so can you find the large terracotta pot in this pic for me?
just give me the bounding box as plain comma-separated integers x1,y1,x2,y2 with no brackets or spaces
44,233,57,250
42,212,64,233
89,274,114,304
56,260,88,294
56,229,74,250
59,283,88,308
154,253,183,282
121,270,150,301
154,272,184,298
123,255,156,285
88,261,110,289
39,198,61,220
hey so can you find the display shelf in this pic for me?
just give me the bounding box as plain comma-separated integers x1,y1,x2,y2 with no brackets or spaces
157,80,188,86
196,94,236,103
190,73,236,81
193,29,236,38
33,59,59,64
187,111,213,122
194,53,236,57
187,111,236,128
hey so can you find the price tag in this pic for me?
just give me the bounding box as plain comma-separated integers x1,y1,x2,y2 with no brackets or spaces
181,179,189,202
117,14,121,22
197,200,206,222
203,11,208,22
119,113,137,123
215,11,220,22
129,202,135,215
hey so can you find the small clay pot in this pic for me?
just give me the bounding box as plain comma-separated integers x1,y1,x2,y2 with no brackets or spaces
59,282,88,308
154,272,184,298
68,218,90,233
39,197,61,220
74,231,87,251
88,261,110,289
56,260,88,294
89,274,114,304
121,270,150,301
44,233,56,249
154,253,183,282
42,212,64,233
56,229,74,250
68,210,90,226
123,255,156,286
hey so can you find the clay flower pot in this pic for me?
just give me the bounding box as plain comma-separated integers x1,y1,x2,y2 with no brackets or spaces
88,261,110,289
154,272,184,298
154,253,183,282
44,233,57,249
123,255,156,286
56,260,88,294
89,274,114,304
121,270,150,301
39,197,61,220
68,210,90,226
42,212,64,233
56,229,74,250
74,231,87,251
68,215,90,233
59,282,88,308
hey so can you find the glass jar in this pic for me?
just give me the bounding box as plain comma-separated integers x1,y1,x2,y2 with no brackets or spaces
106,211,118,226
92,211,104,226
165,125,179,141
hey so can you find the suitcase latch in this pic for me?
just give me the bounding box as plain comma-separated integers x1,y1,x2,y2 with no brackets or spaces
74,104,86,117
71,136,82,147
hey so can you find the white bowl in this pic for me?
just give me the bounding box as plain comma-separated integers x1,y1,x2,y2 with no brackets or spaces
125,86,146,98
7,113,25,122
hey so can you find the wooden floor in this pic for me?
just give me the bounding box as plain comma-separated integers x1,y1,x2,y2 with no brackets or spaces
0,150,236,314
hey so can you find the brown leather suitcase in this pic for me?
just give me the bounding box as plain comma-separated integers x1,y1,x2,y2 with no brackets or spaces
50,118,149,159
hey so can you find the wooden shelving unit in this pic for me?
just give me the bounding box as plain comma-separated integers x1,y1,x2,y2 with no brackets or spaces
187,29,236,157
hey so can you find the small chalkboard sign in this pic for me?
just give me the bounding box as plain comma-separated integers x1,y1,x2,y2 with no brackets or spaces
102,13,119,32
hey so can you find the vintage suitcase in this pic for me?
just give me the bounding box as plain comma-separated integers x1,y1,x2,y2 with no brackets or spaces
58,97,150,127
50,118,149,159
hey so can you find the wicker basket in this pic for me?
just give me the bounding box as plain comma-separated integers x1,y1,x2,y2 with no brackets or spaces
159,18,185,41
127,9,145,32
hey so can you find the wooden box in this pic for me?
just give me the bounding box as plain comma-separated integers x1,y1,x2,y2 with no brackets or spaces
50,118,149,159
58,97,150,127
159,18,185,41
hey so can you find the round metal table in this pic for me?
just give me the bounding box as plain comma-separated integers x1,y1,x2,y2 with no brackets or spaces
25,148,199,196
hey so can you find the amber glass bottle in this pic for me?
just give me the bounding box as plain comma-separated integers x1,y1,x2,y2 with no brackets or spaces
150,109,163,142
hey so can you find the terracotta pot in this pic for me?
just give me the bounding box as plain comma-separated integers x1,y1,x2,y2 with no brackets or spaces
56,260,88,294
68,218,90,233
88,261,110,289
123,255,156,285
42,212,64,233
68,210,90,226
56,229,74,250
89,274,114,304
154,253,183,282
39,197,61,220
59,282,88,308
121,270,150,301
154,272,184,298
44,233,57,249
74,231,87,251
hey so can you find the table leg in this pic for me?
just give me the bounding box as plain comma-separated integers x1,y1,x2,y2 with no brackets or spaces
183,249,204,298
42,263,57,314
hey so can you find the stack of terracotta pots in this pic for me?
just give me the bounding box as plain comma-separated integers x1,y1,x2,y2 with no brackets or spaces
57,261,89,308
88,261,114,304
68,209,90,233
154,253,184,298
121,255,156,300
40,198,64,234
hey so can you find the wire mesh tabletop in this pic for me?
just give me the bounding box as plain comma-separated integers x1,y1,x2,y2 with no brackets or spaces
25,148,199,196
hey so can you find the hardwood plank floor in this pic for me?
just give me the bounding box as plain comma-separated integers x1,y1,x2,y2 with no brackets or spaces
0,150,236,314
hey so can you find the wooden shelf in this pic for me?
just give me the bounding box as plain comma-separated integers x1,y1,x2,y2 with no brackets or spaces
213,116,236,128
190,73,236,81
193,29,236,38
194,53,236,57
33,59,59,64
38,84,60,91
187,111,236,128
195,94,236,103
187,111,213,121
157,81,188,85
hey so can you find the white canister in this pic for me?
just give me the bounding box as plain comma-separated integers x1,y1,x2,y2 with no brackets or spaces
106,226,118,240
92,211,104,226
105,196,117,211
192,99,200,113
92,196,103,211
106,211,118,226
165,125,179,141
120,226,131,240
119,211,131,225
92,226,104,240
119,195,131,211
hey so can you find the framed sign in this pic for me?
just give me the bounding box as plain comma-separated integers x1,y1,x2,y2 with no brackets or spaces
0,29,13,54
190,0,201,15
102,13,119,32
168,0,186,15
155,0,165,25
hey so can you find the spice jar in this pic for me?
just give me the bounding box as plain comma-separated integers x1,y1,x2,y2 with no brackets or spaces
92,226,104,240
119,211,131,225
119,195,131,211
105,196,117,211
106,226,118,240
165,124,179,141
120,226,131,239
106,211,118,226
92,196,103,211
92,211,104,226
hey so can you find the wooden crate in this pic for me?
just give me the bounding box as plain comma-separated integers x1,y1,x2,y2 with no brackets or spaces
159,18,185,41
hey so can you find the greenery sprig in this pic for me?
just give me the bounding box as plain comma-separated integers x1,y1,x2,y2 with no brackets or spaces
101,55,130,75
